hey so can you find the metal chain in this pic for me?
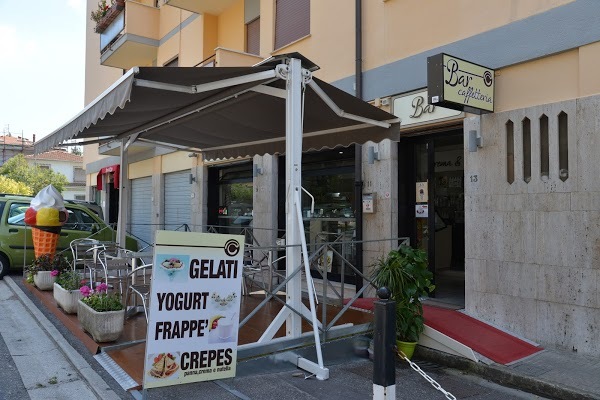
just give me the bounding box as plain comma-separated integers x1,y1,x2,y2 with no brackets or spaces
395,347,457,400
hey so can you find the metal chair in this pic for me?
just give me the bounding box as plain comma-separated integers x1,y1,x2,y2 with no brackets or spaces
70,238,102,288
97,247,133,295
124,263,153,323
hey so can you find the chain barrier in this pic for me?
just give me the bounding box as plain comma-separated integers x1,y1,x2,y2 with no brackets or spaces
395,347,457,400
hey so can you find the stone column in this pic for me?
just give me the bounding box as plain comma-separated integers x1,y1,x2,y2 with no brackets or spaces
362,139,398,296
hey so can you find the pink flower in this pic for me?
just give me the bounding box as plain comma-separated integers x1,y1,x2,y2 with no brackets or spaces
80,286,92,297
96,283,108,293
50,270,59,277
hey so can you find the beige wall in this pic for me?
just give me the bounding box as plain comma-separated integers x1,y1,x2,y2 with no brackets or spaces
217,0,245,52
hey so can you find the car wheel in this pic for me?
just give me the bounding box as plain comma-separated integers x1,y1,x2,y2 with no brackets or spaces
0,253,9,279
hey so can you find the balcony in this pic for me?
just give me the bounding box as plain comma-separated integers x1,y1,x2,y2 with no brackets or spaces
99,1,160,70
214,47,263,67
164,0,238,15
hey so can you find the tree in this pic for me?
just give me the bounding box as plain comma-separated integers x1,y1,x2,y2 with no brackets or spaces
0,154,69,194
70,146,82,156
0,175,33,196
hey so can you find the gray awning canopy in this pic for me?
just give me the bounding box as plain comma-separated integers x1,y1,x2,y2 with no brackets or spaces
35,55,399,159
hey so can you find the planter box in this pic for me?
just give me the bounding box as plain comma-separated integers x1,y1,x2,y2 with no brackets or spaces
33,271,56,290
77,300,125,342
53,283,83,314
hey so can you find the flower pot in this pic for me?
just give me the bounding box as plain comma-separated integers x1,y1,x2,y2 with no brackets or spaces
33,271,56,290
396,340,418,360
53,283,83,314
77,300,124,342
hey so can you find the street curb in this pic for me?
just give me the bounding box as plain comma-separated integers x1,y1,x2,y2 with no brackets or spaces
5,276,122,400
415,346,600,400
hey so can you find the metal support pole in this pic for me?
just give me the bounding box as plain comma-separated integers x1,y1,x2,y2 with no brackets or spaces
285,57,303,338
373,287,396,400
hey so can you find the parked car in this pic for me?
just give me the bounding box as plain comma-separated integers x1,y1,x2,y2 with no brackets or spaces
0,195,137,279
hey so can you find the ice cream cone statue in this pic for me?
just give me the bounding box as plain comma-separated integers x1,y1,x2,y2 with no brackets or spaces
24,185,68,259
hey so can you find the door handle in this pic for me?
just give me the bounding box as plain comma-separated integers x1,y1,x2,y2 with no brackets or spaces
61,232,69,237
8,229,18,233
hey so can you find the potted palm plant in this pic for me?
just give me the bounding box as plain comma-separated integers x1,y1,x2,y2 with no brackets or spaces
371,244,435,359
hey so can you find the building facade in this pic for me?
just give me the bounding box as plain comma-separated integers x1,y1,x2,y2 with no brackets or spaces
81,0,600,356
25,149,86,200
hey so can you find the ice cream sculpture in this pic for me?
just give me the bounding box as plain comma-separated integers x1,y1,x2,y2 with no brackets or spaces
24,185,68,259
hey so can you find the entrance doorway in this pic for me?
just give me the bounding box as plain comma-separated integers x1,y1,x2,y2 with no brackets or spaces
399,130,465,307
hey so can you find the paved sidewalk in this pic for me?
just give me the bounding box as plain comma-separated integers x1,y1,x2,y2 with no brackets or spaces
0,277,121,400
4,272,600,400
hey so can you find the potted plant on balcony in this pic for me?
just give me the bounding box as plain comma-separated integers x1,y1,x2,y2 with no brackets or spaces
371,244,435,359
25,253,70,291
77,283,125,342
91,0,126,34
53,269,84,314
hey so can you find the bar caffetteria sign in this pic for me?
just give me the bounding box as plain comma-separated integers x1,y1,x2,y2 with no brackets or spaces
427,53,494,113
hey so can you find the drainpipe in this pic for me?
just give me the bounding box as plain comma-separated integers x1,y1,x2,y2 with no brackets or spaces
354,0,364,296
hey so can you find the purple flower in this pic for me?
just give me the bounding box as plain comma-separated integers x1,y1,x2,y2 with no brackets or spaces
50,270,59,277
80,286,92,297
96,283,108,293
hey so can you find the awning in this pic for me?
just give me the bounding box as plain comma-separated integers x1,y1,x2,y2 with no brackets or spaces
35,53,400,158
96,164,120,190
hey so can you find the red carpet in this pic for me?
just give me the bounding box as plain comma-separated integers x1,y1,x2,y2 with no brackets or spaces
344,298,543,365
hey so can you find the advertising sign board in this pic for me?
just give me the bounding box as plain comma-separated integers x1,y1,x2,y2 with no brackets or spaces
427,53,495,113
143,230,245,389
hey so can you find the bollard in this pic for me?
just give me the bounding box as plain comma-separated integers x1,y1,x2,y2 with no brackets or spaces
373,287,396,400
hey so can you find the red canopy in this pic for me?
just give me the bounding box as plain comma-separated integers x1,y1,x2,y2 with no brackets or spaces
96,164,120,190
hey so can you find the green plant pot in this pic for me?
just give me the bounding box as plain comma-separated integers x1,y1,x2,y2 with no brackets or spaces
396,340,417,360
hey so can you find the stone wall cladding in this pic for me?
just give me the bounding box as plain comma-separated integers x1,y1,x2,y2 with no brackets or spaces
464,95,600,356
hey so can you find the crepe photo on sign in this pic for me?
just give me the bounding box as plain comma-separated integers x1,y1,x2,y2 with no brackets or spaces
148,352,180,379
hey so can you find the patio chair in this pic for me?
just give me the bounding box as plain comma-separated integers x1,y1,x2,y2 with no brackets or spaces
70,238,103,287
124,262,153,323
97,247,133,295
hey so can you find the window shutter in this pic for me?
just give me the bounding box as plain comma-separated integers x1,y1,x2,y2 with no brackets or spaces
275,0,310,50
246,17,260,55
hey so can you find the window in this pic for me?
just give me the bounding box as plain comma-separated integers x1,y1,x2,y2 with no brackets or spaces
506,120,514,184
540,114,549,180
74,167,85,183
246,17,260,55
275,0,310,49
558,112,569,181
522,118,531,183
37,164,50,170
245,0,260,55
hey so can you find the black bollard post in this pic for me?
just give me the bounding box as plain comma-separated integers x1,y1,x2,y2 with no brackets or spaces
373,287,396,400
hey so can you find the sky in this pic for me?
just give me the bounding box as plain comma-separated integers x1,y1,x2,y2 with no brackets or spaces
0,0,86,142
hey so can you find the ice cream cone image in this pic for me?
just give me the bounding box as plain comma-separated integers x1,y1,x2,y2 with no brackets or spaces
31,226,61,259
25,185,68,259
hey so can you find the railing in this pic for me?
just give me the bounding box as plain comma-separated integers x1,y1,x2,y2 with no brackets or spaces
100,10,125,53
194,54,216,68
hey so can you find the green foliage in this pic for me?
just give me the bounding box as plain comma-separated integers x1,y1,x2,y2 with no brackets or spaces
25,253,70,282
372,245,435,342
0,154,69,194
55,269,83,291
90,0,113,23
0,175,32,196
81,291,123,312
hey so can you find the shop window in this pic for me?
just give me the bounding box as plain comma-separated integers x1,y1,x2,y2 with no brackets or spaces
540,114,549,181
216,164,253,233
558,112,569,181
522,118,531,183
274,0,310,50
506,120,514,184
